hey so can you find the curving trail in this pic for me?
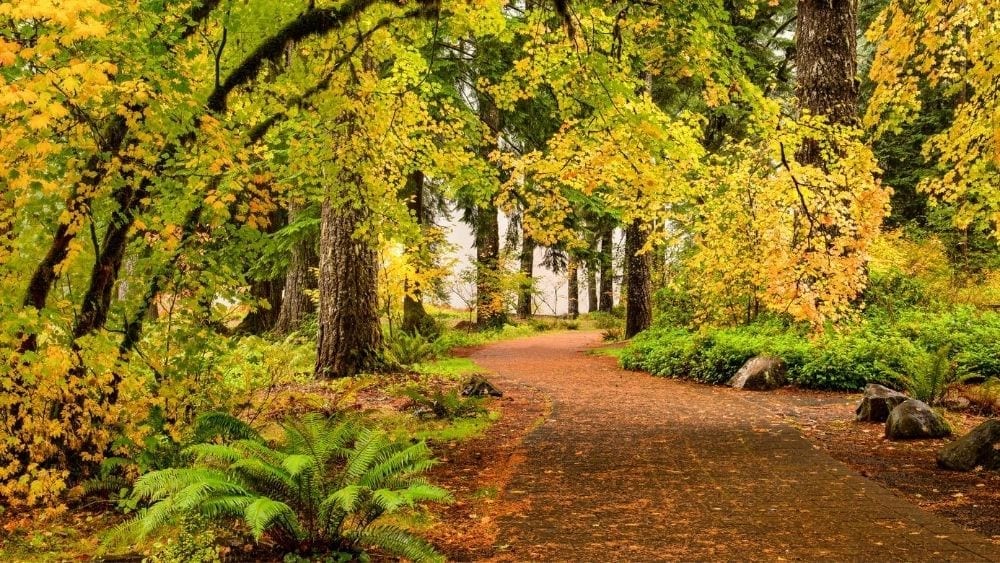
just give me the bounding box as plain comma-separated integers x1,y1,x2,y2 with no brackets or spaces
470,331,1000,562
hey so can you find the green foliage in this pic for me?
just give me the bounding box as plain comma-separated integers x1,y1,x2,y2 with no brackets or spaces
387,331,440,368
890,346,956,406
965,378,1000,416
589,312,622,331
796,333,913,391
146,516,222,563
107,414,449,561
622,323,814,385
601,327,624,342
401,387,486,420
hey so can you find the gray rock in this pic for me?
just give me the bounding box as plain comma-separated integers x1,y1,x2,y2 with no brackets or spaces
885,399,951,440
728,357,786,391
938,419,1000,471
856,383,909,422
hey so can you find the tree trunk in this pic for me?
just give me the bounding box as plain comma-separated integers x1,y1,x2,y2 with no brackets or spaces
401,171,436,335
475,94,507,330
796,0,858,163
239,278,284,334
586,261,598,313
74,177,150,339
315,196,383,378
598,227,614,312
567,256,579,319
274,203,318,334
625,220,653,338
517,221,534,319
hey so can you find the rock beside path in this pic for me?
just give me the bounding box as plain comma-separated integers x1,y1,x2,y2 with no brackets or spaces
462,375,503,397
938,419,1000,471
728,356,786,391
885,399,951,440
856,384,909,422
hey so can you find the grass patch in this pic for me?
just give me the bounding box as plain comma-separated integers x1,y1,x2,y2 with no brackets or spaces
378,410,500,443
414,357,482,380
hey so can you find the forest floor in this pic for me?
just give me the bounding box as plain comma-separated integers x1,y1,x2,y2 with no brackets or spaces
430,330,1000,562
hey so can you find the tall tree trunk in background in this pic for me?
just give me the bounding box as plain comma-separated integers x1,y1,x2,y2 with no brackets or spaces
624,220,652,338
796,0,858,164
586,261,598,313
239,278,284,334
238,206,287,335
275,202,317,334
598,227,614,312
567,256,579,319
517,221,534,318
401,171,436,335
315,196,383,378
475,94,507,329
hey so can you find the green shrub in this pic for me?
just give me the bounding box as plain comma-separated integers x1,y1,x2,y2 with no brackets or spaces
146,516,221,563
601,327,624,342
401,386,486,420
589,312,621,330
620,327,697,377
107,414,449,561
795,332,915,391
387,331,439,367
892,346,956,405
622,309,1000,392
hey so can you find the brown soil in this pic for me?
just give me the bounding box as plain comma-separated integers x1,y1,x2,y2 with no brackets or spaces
432,330,1000,562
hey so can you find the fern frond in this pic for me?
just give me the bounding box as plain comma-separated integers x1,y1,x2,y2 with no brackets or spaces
184,443,244,466
193,411,261,442
321,484,364,514
230,458,296,497
360,441,434,489
345,429,387,482
350,525,444,563
244,497,301,541
132,468,233,502
199,494,255,519
281,453,317,478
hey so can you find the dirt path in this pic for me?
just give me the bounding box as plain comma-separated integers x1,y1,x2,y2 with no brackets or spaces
469,331,1000,562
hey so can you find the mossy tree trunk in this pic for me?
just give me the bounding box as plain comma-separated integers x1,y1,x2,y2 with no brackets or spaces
315,194,383,378
401,170,436,335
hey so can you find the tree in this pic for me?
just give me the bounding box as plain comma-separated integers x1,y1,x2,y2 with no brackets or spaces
624,221,652,337
567,255,580,318
598,227,615,312
401,171,438,336
796,0,859,154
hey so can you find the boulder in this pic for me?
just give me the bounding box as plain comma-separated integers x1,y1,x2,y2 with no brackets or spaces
856,383,909,422
885,399,951,440
728,357,786,391
462,375,503,398
937,419,1000,471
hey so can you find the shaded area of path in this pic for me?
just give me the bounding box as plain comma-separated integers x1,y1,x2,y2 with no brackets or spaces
471,331,1000,562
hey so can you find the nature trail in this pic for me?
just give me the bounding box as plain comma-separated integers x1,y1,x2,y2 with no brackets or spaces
469,330,999,562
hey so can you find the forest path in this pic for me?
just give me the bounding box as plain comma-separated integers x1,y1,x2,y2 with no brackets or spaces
469,330,1000,562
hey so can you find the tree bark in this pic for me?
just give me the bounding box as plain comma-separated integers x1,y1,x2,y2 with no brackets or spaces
567,256,579,319
274,202,317,335
401,171,436,335
624,220,653,338
586,261,598,313
598,227,614,312
475,94,507,330
315,196,383,378
517,221,534,319
796,0,858,163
